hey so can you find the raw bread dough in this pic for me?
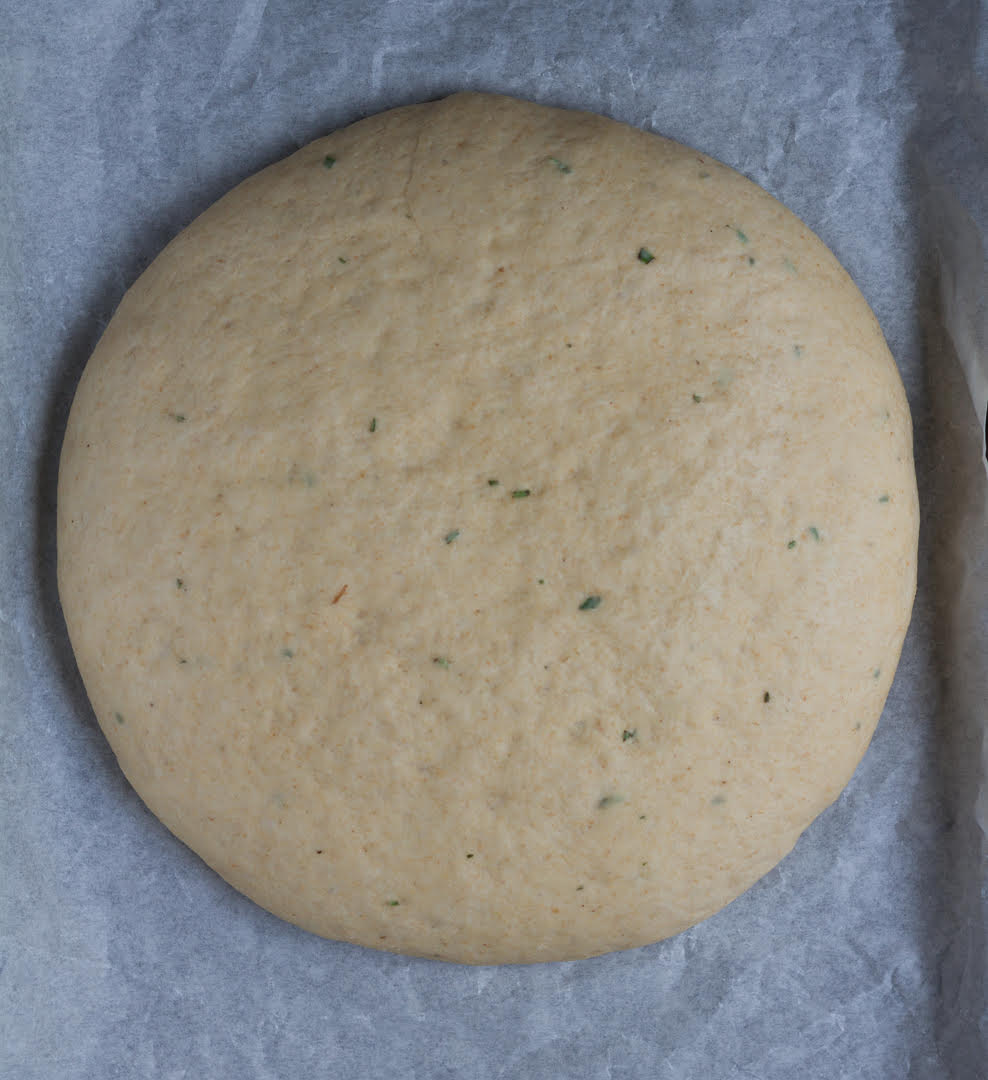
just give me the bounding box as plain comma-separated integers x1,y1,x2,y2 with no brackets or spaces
57,93,918,964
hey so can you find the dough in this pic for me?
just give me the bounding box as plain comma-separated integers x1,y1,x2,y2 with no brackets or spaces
57,93,918,964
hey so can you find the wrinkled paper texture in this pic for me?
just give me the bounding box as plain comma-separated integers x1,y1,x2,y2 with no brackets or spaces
2,2,985,1077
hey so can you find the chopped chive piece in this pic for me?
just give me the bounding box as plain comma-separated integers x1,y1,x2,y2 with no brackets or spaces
511,489,531,498
793,344,804,357
114,712,125,725
622,729,637,742
579,595,602,610
873,668,881,679
339,256,348,264
787,539,797,549
386,899,400,906
747,255,756,265
711,794,726,805
808,526,821,541
548,156,572,173
878,494,890,503
637,247,655,264
692,393,703,403
281,648,294,659
433,656,451,668
488,478,500,486
537,578,545,585
598,794,624,809
734,227,748,243
323,155,336,169
444,529,460,544
466,852,474,859
172,413,186,422
369,417,376,432
176,578,184,590
763,691,771,703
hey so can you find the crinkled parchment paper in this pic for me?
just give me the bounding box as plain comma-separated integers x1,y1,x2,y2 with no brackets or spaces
2,2,985,1077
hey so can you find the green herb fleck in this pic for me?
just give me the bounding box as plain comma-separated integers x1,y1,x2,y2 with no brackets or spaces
488,479,500,486
699,170,711,179
386,899,400,906
854,722,862,731
598,794,624,809
171,413,186,423
114,712,125,725
537,578,545,585
793,344,804,358
369,417,377,432
176,578,185,590
763,691,771,703
622,729,637,742
323,155,336,169
178,658,188,665
711,794,726,805
747,255,756,266
639,814,646,820
873,668,881,679
433,656,451,668
511,489,531,499
783,256,798,275
808,526,821,542
444,529,460,544
692,393,703,403
787,539,797,549
878,494,890,503
733,227,749,244
281,648,294,659
637,247,655,264
548,156,572,174
579,595,602,611
339,256,348,264
576,884,585,891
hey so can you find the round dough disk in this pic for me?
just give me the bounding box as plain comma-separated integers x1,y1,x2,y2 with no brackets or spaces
58,93,918,964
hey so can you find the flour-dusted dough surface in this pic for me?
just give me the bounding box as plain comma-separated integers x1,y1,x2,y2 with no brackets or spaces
57,93,918,964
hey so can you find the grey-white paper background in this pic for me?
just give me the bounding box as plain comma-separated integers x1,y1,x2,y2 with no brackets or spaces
2,2,986,1077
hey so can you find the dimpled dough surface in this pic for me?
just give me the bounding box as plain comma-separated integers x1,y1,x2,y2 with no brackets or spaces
57,93,918,964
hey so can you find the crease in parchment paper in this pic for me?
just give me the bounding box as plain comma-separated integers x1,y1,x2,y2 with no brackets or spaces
932,180,988,468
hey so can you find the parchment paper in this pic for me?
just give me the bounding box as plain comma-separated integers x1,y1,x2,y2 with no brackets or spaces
2,2,985,1077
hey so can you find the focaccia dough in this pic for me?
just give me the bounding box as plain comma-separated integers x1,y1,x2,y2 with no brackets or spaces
58,93,918,963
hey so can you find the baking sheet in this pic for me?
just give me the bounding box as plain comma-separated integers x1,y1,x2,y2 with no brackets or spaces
2,1,985,1077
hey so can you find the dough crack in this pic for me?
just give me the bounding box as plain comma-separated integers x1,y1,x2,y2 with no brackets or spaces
401,127,426,247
